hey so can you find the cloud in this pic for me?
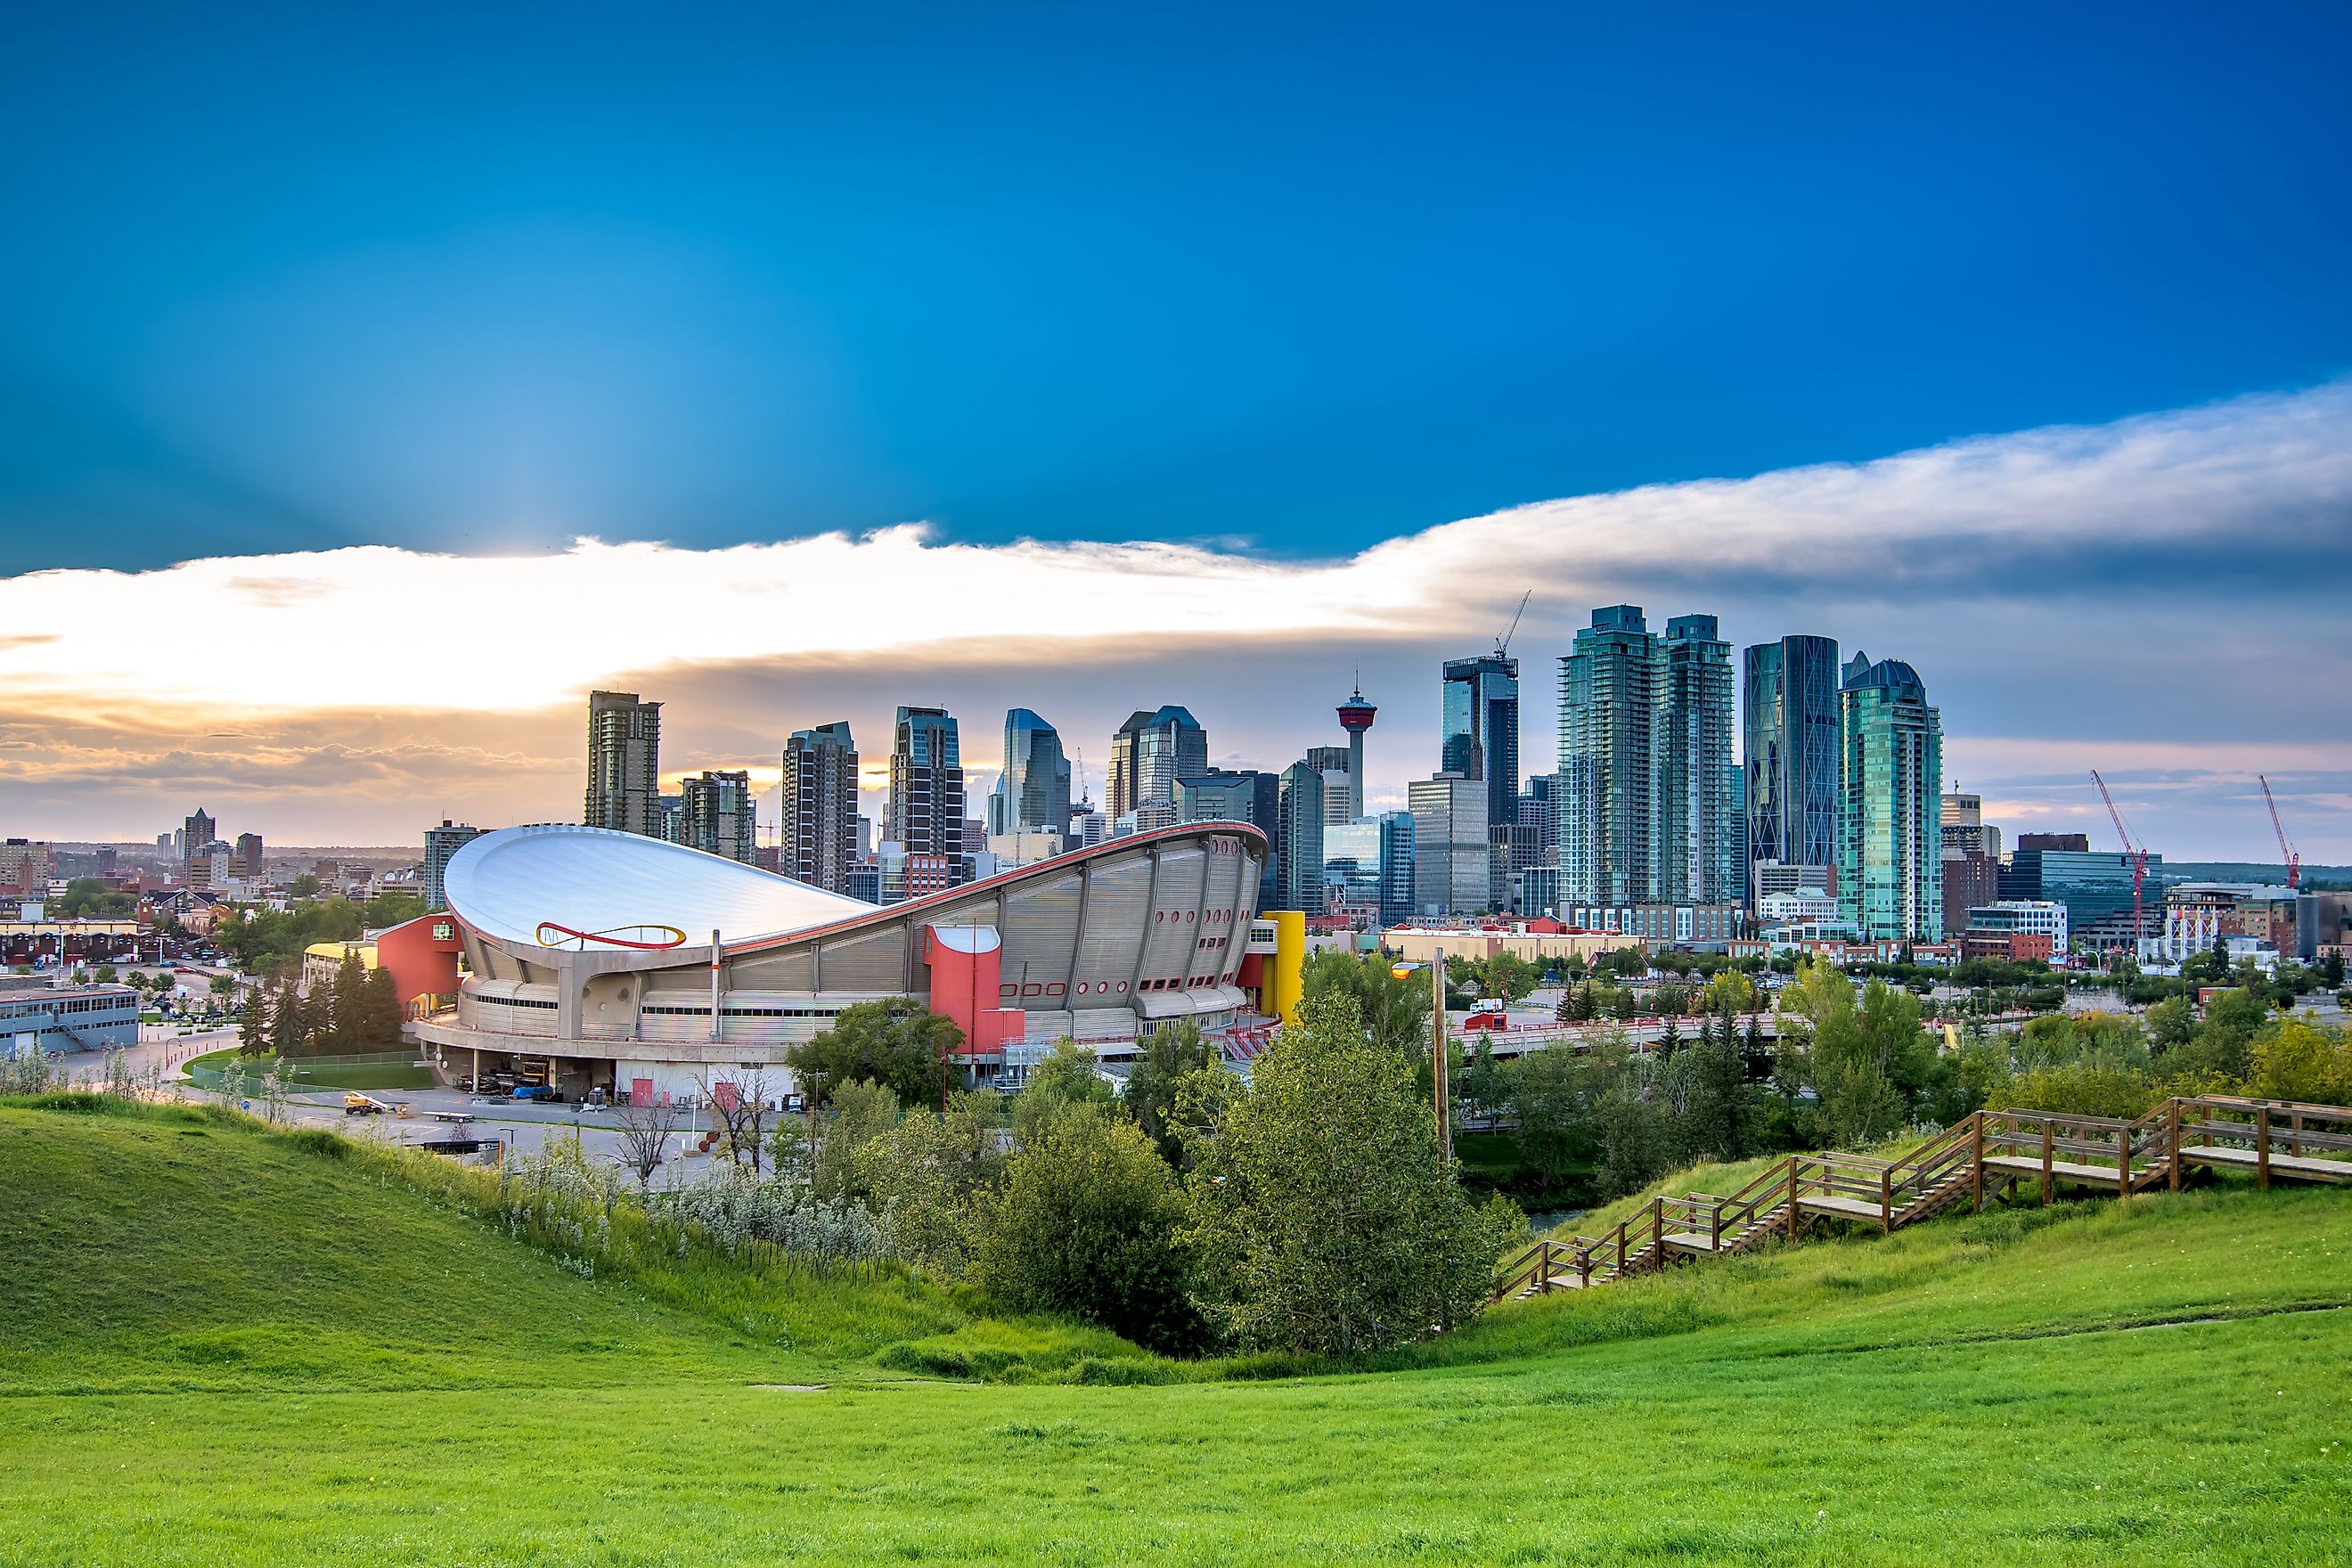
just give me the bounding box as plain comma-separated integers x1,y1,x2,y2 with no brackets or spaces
2,382,2348,856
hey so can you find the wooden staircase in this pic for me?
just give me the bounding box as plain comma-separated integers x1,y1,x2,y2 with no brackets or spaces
1494,1094,2352,1303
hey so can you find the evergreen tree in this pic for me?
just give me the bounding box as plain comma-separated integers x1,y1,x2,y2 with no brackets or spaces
1656,1017,1683,1062
272,983,313,1057
330,952,370,1053
359,968,404,1050
238,983,274,1057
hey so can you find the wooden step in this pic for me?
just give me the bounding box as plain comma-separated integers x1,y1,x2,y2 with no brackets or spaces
2178,1146,2352,1183
1980,1155,2131,1186
1662,1231,1724,1253
1798,1193,1889,1221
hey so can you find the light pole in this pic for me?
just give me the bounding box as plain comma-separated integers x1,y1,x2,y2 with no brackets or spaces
1431,946,1451,1164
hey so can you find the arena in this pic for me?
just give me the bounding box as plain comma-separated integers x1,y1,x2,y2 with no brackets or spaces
412,821,1278,1102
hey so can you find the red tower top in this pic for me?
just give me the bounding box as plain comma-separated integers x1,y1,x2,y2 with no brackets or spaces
1336,681,1377,733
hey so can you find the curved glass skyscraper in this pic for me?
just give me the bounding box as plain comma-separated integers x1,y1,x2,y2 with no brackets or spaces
989,708,1073,837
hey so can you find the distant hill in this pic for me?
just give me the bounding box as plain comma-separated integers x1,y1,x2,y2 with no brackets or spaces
2160,861,2352,888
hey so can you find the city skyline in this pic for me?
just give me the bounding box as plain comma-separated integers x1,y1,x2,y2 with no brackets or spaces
2,381,2348,860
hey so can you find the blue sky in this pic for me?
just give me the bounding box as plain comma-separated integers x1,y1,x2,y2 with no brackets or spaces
1,3,2348,860
5,3,2348,571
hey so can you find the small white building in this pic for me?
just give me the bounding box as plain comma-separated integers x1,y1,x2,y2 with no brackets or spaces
1758,888,1841,925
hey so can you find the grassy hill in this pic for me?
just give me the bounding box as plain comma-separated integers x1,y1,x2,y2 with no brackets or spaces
4,1095,2349,1564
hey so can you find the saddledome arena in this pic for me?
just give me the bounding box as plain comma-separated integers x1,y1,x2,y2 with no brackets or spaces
418,821,1278,1103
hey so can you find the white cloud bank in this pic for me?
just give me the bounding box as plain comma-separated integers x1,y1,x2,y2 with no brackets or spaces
1,381,2348,856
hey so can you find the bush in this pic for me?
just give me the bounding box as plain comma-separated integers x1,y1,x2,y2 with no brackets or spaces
1181,992,1523,1357
972,1104,1204,1355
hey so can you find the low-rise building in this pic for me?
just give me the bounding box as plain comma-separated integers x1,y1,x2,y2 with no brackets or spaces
1965,899,2070,956
0,983,140,1052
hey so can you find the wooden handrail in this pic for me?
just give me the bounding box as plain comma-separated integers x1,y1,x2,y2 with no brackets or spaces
1493,1094,2352,1303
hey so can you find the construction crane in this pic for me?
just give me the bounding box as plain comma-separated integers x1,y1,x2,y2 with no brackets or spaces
1494,590,1532,658
2258,774,2300,891
2090,770,2150,950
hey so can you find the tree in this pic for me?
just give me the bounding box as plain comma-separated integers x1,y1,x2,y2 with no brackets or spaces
1507,1045,1589,1188
610,1093,682,1194
1655,1017,1683,1062
2247,1020,2352,1105
1125,1019,1215,1164
1300,950,1430,1058
812,1079,902,1203
355,968,404,1050
1472,951,1539,1004
1702,968,1760,1017
1012,1039,1116,1146
854,1091,1004,1278
701,1066,780,1172
1678,1030,1755,1163
786,998,959,1108
1180,991,1522,1357
330,953,370,1052
1458,1033,1509,1125
288,874,322,899
237,983,274,1057
972,1103,1204,1353
270,984,314,1057
2145,994,2197,1055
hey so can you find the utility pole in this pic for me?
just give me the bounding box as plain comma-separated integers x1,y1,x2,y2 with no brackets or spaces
1431,946,1452,1163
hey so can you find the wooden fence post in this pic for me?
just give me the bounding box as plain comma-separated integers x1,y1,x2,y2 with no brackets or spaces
1787,1159,1801,1241
1971,1114,1985,1213
2040,1121,2054,1206
2168,1099,2181,1193
2257,1107,2271,1189
1879,1164,1893,1234
2117,1123,2131,1203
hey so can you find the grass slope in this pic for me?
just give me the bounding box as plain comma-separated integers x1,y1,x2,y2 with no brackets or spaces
4,1098,2349,1564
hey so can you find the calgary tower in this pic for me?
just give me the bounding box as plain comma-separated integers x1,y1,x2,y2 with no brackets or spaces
1335,679,1376,818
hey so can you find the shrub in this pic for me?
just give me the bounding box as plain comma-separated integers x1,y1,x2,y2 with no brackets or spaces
1180,992,1523,1358
972,1104,1204,1355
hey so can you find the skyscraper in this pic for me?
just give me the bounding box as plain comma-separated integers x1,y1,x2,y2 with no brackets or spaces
887,706,967,875
1660,614,1740,904
1275,762,1326,912
422,821,482,911
1409,773,1490,915
1303,745,1354,828
1743,635,1842,903
1107,705,1208,828
233,832,265,882
1557,606,1662,904
180,808,216,864
680,770,756,864
584,690,662,837
1178,767,1281,911
782,722,860,894
1441,651,1520,830
988,709,1072,837
1838,652,1944,942
1323,812,1417,927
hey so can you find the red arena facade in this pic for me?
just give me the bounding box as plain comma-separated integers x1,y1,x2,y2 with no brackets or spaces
416,821,1270,1102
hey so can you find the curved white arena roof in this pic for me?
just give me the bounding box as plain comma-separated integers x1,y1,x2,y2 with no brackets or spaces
443,824,877,948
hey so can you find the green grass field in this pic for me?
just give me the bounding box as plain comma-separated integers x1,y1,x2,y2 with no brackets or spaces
4,1096,2348,1564
183,1047,436,1092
